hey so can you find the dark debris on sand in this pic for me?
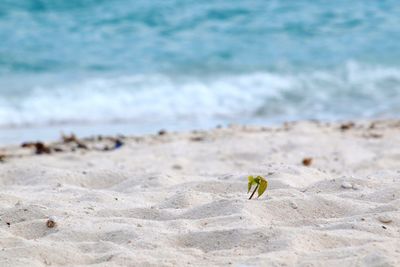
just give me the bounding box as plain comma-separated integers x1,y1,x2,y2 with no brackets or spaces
340,122,355,131
19,133,125,156
21,142,51,155
302,157,313,166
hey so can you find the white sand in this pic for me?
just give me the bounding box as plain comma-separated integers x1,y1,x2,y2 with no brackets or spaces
0,120,399,266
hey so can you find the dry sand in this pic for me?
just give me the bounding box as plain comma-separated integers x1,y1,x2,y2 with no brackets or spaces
0,120,399,266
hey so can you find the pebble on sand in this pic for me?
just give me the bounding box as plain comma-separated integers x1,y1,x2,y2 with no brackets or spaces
378,215,392,224
302,157,313,166
46,216,57,228
341,182,353,189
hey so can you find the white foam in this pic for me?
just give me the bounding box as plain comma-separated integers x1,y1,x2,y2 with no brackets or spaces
1,62,400,128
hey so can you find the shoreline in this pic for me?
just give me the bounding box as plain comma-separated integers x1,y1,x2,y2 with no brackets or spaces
0,117,395,146
0,120,220,146
0,119,399,266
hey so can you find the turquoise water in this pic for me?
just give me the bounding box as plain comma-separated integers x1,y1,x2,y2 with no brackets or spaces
1,0,400,136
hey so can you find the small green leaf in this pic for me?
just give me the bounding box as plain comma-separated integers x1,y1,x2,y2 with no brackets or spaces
248,176,254,193
257,177,268,198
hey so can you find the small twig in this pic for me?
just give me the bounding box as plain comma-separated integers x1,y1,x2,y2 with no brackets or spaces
249,184,259,200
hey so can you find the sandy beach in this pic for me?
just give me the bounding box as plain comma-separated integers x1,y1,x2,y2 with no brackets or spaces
0,120,399,266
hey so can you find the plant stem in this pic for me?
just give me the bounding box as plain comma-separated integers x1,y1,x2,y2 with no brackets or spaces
249,184,259,200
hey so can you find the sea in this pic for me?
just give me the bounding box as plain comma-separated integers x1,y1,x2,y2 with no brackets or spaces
1,0,400,143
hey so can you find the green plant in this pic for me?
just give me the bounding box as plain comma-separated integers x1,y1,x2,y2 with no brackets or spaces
247,175,268,200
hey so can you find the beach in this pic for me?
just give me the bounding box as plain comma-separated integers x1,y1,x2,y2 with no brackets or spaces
2,1,400,266
0,120,399,266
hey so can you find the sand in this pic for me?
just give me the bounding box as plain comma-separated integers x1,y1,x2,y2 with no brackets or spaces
0,120,399,266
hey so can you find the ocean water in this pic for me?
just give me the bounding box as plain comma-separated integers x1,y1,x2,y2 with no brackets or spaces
1,0,400,142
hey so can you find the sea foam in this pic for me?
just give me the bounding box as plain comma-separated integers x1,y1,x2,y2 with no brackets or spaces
1,62,399,128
